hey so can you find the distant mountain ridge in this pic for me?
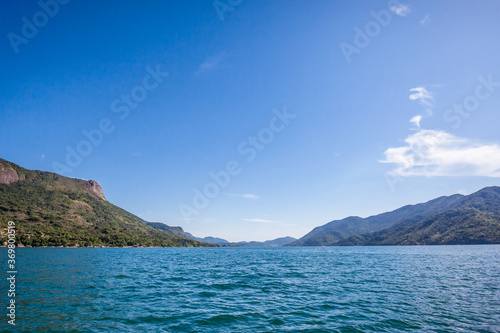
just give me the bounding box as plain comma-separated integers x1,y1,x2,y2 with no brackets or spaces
0,158,215,247
235,236,297,247
149,228,297,247
184,233,231,246
144,223,296,247
289,187,500,246
338,187,500,245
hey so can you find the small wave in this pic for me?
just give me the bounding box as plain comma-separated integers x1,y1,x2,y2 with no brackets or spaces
113,274,131,279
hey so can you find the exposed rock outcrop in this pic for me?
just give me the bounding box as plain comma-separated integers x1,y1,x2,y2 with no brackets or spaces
0,158,214,247
0,162,19,184
84,180,106,201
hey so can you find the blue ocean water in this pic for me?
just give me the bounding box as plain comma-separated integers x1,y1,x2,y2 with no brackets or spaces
2,246,500,332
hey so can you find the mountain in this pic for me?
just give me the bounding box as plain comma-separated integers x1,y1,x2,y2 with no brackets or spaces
338,187,500,245
181,230,296,247
236,236,297,247
146,222,186,237
289,194,465,246
144,222,297,246
0,158,215,247
290,187,500,246
183,233,231,246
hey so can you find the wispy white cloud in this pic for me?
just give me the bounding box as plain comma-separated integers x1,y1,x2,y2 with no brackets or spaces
381,129,500,177
242,218,283,224
420,14,431,26
408,87,434,128
409,87,434,107
390,3,410,16
226,193,260,200
195,52,229,76
410,115,422,129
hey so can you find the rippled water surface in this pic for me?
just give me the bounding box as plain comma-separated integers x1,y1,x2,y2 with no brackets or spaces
3,246,500,332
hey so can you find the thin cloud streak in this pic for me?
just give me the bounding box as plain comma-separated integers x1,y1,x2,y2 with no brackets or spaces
226,193,260,200
194,52,229,76
242,218,284,224
420,14,431,26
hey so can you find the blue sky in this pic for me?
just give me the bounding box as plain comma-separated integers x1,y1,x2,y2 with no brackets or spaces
1,0,500,241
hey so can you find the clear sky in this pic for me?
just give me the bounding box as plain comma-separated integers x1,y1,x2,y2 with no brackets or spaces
2,0,500,242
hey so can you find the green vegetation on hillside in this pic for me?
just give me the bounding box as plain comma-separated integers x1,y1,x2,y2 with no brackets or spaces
338,187,500,246
290,187,500,246
146,222,186,237
0,158,215,247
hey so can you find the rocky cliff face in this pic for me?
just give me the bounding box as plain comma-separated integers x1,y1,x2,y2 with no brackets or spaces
0,162,19,184
0,159,106,201
0,158,213,247
84,180,106,201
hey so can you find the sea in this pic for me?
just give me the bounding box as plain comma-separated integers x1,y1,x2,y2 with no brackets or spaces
2,245,500,332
